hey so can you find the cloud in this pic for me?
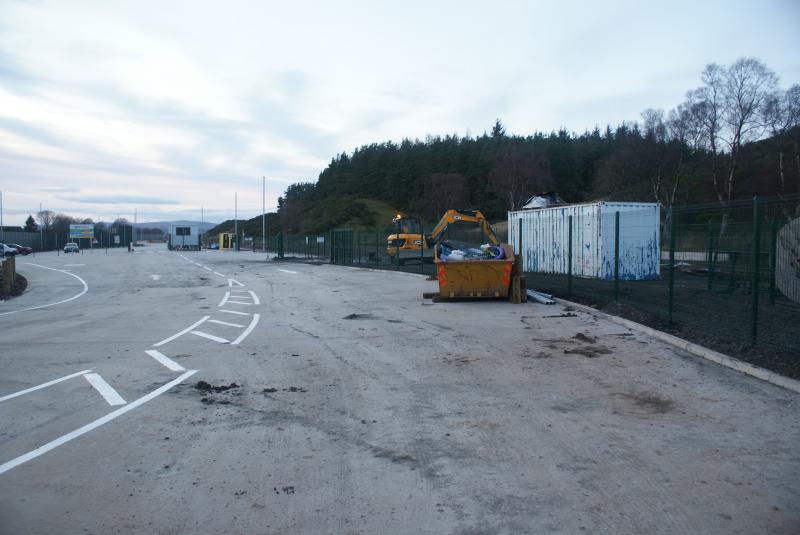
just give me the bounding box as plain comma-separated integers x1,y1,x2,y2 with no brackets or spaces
57,195,178,205
39,186,81,193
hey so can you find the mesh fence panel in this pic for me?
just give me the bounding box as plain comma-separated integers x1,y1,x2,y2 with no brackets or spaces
523,194,800,379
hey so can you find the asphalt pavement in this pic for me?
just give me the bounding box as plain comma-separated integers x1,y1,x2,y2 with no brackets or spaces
1,243,798,534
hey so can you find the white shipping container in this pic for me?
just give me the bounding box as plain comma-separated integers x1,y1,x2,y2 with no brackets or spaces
508,202,661,280
169,224,200,249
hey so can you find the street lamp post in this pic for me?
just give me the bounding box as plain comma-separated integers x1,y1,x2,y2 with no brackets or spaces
262,176,266,253
234,192,238,252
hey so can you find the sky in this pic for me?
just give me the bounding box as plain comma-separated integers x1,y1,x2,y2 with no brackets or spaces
1,0,799,226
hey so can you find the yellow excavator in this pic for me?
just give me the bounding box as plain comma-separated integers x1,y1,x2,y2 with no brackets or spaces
386,209,501,263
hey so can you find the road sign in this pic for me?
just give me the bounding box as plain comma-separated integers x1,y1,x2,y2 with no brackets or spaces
114,235,120,244
69,224,94,239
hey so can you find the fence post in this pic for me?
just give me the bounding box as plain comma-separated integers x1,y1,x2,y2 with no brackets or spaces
517,217,522,269
751,196,761,343
614,211,620,302
769,219,778,306
668,207,675,328
706,220,714,291
419,222,425,274
329,230,334,264
568,215,573,299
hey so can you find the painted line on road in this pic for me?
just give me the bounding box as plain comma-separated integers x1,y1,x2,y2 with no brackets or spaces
226,300,252,305
232,313,260,345
228,278,244,287
83,373,127,406
203,266,212,271
150,274,161,281
0,369,93,403
213,271,225,278
191,330,229,343
144,349,186,372
278,269,297,274
0,370,198,476
218,292,231,307
153,316,210,347
220,309,250,316
208,319,245,328
248,290,260,305
0,264,88,316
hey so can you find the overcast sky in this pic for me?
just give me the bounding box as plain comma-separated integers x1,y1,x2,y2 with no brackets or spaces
1,0,798,225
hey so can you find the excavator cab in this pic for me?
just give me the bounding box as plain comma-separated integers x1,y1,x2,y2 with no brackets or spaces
386,214,431,265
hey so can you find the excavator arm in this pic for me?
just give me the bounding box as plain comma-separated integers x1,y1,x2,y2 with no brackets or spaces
426,209,500,246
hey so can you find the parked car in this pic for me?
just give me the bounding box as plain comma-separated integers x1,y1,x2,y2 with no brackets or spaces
1,243,19,257
8,243,33,255
63,242,80,253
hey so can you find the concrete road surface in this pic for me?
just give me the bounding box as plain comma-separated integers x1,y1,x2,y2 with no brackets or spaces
1,244,798,534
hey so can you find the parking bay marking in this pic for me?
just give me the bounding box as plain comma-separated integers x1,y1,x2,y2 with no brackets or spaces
191,331,229,344
84,373,127,406
0,370,198,476
278,269,297,274
144,349,185,372
208,319,245,328
220,309,250,316
231,314,260,345
153,316,210,347
0,369,93,403
0,264,88,316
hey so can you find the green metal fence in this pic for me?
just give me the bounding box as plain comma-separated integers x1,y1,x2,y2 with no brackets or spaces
521,194,800,380
257,195,798,379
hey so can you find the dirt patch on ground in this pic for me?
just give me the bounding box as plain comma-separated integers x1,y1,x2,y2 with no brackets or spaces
0,273,27,299
262,386,307,394
442,355,480,366
613,391,675,414
195,381,240,392
343,313,373,320
564,346,612,358
573,333,597,344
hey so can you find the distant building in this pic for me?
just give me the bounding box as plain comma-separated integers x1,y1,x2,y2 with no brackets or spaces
168,224,200,250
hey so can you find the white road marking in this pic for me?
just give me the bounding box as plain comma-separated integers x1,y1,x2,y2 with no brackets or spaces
213,271,225,277
0,264,88,316
153,316,210,347
231,313,260,345
0,370,197,476
144,349,185,372
218,292,230,307
150,274,161,281
83,373,127,406
203,266,212,271
220,309,250,316
228,278,244,287
226,300,252,305
230,289,248,293
208,319,245,328
0,369,93,403
248,290,260,305
190,330,229,343
278,269,297,274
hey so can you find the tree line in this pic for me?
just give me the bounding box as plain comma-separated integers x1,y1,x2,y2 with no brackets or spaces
277,57,799,234
23,211,163,238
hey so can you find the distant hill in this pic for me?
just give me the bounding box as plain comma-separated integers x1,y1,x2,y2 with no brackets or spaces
132,220,218,233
